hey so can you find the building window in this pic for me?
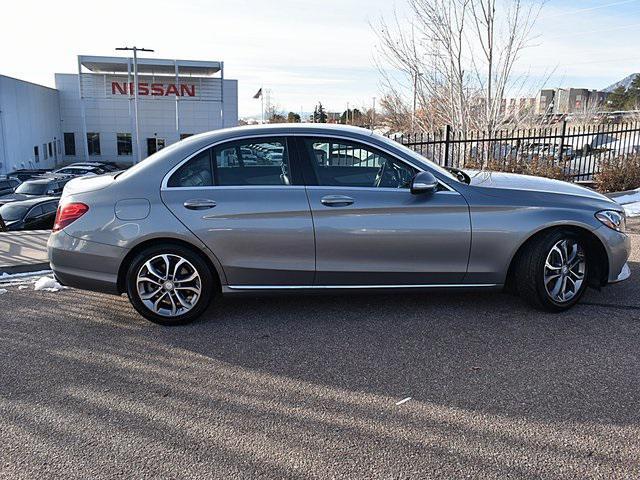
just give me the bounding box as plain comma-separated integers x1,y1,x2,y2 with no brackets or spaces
48,142,53,157
180,133,194,140
64,133,76,156
34,146,39,162
117,133,132,156
43,144,48,160
87,133,101,156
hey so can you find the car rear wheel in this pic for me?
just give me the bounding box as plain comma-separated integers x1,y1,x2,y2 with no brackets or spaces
515,230,588,311
126,244,214,325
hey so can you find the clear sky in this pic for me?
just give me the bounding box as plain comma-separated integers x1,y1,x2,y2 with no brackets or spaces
1,0,639,118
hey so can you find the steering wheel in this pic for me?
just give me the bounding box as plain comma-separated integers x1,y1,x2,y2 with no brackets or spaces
374,159,402,188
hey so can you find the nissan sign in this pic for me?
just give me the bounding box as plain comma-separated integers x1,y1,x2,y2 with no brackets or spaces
111,82,196,97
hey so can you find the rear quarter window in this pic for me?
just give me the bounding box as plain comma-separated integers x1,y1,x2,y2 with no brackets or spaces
167,150,213,187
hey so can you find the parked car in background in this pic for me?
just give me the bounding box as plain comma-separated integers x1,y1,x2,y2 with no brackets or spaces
54,165,105,177
0,197,59,231
0,176,71,205
7,169,50,182
48,124,631,326
88,162,121,172
0,177,21,196
56,161,122,174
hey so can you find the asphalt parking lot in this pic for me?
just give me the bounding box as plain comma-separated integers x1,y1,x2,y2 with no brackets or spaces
1,236,640,479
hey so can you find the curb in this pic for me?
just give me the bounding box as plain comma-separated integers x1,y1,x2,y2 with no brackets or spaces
0,262,51,276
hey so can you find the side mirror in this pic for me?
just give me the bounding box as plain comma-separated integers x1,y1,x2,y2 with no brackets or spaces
410,171,439,195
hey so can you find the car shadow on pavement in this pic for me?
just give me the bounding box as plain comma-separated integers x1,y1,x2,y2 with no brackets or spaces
1,263,640,478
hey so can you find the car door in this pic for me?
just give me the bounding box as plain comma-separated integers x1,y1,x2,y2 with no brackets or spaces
297,136,471,286
161,136,315,287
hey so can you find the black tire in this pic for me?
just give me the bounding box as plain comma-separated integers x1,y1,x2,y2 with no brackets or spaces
515,230,589,312
125,244,215,325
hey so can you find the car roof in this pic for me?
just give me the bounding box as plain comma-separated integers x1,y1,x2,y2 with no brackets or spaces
116,124,397,185
26,176,68,184
2,196,59,207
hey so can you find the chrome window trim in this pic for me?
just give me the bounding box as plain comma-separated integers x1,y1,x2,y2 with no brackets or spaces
161,132,456,192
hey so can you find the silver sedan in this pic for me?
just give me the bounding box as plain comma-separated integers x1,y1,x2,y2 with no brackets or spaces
48,124,630,325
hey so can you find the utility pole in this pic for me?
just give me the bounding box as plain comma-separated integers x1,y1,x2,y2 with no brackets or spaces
116,46,154,164
346,102,349,125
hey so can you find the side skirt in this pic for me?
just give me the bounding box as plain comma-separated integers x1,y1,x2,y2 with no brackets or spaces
222,283,502,295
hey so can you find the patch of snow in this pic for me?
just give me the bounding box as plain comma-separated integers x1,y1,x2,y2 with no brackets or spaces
0,270,52,280
624,203,640,218
610,188,640,205
0,289,7,295
609,188,640,218
18,285,28,290
34,276,63,292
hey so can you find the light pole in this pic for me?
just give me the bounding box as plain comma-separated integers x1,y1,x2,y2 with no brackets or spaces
411,70,423,133
371,97,376,132
116,46,154,163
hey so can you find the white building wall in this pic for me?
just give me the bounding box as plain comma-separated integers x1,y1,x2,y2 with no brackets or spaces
0,75,62,174
56,74,238,165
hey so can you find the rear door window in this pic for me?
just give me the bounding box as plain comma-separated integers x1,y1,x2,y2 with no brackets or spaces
26,205,43,219
42,202,58,214
213,138,291,186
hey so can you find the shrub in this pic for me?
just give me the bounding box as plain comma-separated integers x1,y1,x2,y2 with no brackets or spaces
463,155,567,181
595,155,640,193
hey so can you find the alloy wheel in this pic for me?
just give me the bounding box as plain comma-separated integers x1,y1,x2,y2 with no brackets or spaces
543,239,586,304
136,254,202,317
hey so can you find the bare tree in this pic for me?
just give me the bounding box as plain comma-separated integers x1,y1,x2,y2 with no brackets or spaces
374,0,544,134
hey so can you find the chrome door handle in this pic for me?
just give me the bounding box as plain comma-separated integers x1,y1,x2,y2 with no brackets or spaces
320,195,354,207
183,199,217,210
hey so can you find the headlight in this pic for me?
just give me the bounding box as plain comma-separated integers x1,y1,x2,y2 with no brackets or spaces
595,210,626,233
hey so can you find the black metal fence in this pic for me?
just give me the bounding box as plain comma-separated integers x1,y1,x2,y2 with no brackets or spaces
394,121,640,182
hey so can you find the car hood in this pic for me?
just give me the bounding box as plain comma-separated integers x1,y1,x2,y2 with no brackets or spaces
465,170,611,202
0,193,31,204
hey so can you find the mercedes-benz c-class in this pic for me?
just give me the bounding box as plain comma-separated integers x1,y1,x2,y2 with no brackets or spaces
48,124,630,325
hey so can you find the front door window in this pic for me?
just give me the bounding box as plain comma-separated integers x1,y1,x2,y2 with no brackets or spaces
301,138,417,189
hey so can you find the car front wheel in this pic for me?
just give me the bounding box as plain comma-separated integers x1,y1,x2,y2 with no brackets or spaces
126,244,214,325
516,230,589,311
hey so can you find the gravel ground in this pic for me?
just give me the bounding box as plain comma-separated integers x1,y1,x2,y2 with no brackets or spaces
1,235,640,479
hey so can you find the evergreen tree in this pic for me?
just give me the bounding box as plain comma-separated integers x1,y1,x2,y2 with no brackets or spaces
625,75,640,109
314,102,327,123
607,85,628,111
287,112,301,123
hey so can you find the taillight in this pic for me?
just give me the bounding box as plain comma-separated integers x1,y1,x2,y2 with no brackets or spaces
53,203,89,232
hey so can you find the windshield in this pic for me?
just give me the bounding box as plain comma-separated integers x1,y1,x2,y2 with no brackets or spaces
15,182,48,195
378,135,461,183
0,203,29,221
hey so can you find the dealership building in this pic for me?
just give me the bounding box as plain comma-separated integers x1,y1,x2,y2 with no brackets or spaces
0,55,238,174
